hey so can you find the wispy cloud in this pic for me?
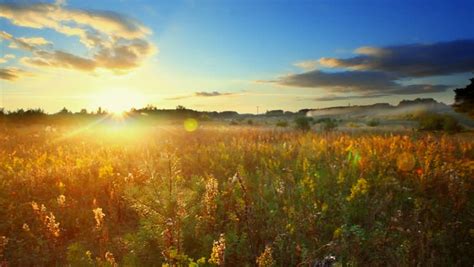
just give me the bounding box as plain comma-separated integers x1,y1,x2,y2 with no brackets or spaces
0,31,52,51
166,91,238,100
0,1,156,77
313,94,387,101
0,67,31,81
293,60,319,71
0,54,16,64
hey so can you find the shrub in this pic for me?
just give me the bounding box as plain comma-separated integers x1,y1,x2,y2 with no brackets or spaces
276,120,288,127
366,119,380,127
418,113,462,133
321,119,338,131
294,117,311,131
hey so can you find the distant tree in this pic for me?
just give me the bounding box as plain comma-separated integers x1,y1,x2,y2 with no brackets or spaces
294,117,311,131
418,113,462,133
453,76,474,118
265,110,284,116
96,107,104,115
79,108,88,115
176,105,186,110
57,107,71,115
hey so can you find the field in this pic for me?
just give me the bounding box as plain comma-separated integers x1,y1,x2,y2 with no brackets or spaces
0,124,473,266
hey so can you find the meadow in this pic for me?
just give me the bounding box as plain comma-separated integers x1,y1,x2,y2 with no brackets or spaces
0,123,473,266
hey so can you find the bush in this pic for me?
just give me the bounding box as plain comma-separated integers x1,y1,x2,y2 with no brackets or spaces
322,119,337,131
276,120,288,127
366,119,380,127
247,119,253,125
294,117,312,131
418,113,462,133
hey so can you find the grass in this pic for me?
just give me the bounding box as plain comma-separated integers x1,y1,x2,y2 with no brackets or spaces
0,124,473,266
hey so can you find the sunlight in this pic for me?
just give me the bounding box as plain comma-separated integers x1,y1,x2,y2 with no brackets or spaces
94,88,146,114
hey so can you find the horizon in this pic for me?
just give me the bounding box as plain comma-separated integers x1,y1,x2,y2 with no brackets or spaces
0,96,452,115
1,0,474,113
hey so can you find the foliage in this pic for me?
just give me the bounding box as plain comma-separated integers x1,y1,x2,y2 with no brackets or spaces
276,120,288,127
294,117,312,131
366,119,380,127
0,126,473,266
453,76,474,118
417,113,462,133
316,118,338,131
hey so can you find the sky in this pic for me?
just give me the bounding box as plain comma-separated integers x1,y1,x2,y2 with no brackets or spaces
1,0,473,113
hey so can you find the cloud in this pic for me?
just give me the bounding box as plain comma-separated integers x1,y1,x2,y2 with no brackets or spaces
0,54,16,64
293,60,319,71
313,94,388,101
319,39,474,77
166,91,237,100
276,70,398,92
22,50,96,71
273,69,451,96
0,67,30,81
266,39,471,100
0,30,52,51
0,2,156,75
0,2,150,40
195,91,234,97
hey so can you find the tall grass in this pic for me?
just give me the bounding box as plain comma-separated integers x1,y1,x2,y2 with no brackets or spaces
0,126,473,266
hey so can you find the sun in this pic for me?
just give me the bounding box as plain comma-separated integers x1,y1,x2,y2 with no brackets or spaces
94,88,146,114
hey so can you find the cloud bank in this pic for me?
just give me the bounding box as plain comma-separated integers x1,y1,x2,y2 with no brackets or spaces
269,40,474,100
0,1,156,80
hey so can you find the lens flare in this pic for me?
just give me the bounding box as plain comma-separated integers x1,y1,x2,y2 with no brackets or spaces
184,118,198,132
396,152,416,171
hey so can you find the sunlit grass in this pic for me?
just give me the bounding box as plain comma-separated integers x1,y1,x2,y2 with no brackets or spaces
0,125,472,266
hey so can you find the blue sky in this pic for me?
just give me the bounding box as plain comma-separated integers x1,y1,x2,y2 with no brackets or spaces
1,0,473,113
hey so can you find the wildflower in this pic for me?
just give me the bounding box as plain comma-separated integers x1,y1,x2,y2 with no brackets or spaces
31,202,60,238
105,251,118,267
209,234,225,266
93,207,105,228
31,201,39,211
347,178,368,201
85,250,92,261
333,227,342,238
22,223,30,232
0,236,8,259
256,245,275,267
57,194,66,207
45,212,60,237
204,175,219,220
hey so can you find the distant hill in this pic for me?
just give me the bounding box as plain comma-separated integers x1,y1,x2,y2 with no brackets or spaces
306,98,453,119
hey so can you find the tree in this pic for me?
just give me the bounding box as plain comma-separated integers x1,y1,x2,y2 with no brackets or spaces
453,76,474,118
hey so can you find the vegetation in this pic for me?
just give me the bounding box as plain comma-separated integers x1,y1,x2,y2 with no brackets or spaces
417,113,463,133
453,76,474,118
366,119,380,127
0,124,473,266
276,120,288,128
294,117,312,131
316,118,338,131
